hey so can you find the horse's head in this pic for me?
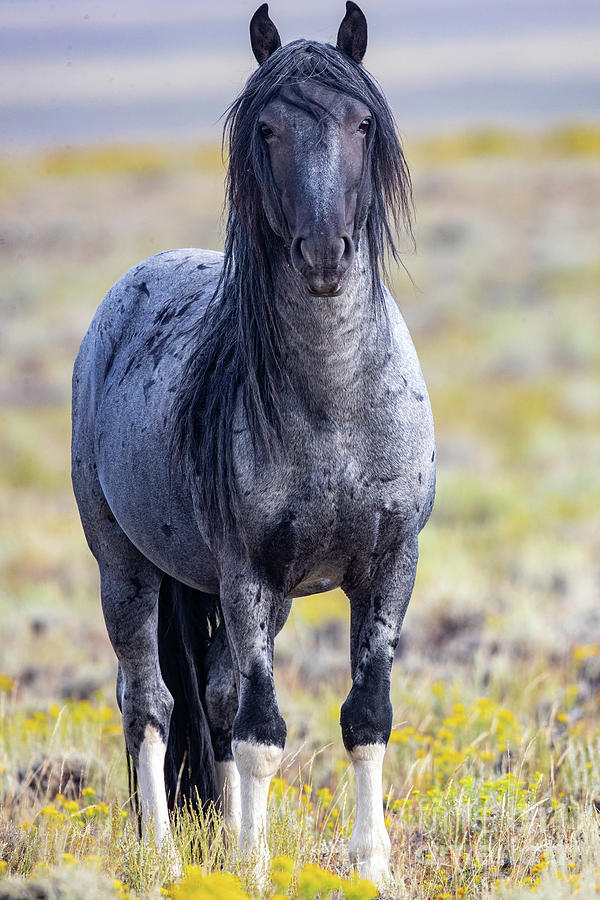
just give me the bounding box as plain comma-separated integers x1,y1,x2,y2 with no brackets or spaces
224,4,412,304
251,3,369,297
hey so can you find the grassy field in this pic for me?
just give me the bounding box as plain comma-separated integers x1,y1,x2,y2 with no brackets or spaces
0,128,599,898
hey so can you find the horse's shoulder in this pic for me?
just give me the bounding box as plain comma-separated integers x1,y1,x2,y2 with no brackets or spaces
370,287,435,508
381,288,420,366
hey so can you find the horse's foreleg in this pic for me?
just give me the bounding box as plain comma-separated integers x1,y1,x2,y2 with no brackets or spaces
342,536,419,888
100,552,180,876
220,574,286,882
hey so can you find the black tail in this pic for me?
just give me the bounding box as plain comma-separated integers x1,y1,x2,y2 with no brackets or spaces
157,576,220,811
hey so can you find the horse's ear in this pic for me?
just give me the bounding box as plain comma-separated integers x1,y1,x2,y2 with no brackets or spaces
250,4,282,64
336,1,367,63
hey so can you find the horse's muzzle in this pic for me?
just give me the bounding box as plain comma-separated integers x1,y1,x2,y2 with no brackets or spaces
291,233,355,297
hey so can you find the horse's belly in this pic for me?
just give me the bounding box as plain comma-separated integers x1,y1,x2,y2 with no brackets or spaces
95,399,220,591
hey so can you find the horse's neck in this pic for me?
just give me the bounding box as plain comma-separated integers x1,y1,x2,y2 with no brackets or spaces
276,250,387,419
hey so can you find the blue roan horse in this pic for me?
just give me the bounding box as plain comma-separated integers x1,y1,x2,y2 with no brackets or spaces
72,2,435,888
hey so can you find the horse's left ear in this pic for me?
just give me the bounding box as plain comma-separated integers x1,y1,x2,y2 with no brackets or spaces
336,1,368,63
250,4,282,64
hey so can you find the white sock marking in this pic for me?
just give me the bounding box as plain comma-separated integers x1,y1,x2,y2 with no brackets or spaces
348,743,392,887
137,725,182,877
216,759,242,835
233,740,283,883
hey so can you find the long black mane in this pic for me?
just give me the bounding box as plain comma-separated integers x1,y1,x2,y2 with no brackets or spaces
171,40,413,549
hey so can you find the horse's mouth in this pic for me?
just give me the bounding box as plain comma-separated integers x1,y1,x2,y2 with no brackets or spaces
307,286,345,298
303,270,349,298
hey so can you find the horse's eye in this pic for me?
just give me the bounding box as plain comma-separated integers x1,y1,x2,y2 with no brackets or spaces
259,123,274,139
358,117,372,135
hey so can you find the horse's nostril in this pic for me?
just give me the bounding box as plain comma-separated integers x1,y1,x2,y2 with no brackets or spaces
341,235,354,265
290,237,305,272
293,235,353,269
291,233,355,292
300,238,316,268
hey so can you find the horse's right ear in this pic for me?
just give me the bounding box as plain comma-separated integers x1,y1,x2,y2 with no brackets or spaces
250,4,282,64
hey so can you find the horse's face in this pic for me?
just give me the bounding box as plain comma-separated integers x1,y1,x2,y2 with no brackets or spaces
249,2,372,298
259,82,371,297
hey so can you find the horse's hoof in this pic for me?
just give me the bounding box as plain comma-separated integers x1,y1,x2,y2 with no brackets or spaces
167,854,184,881
161,839,184,881
240,847,270,894
356,855,393,891
170,861,184,881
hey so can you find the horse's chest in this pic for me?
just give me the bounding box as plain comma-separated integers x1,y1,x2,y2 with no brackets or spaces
241,432,413,589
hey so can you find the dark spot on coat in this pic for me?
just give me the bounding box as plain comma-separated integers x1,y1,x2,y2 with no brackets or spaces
135,281,150,298
175,299,195,318
412,390,424,402
197,263,208,270
418,471,422,484
153,306,175,328
143,378,155,403
103,346,117,381
121,355,141,381
431,449,435,462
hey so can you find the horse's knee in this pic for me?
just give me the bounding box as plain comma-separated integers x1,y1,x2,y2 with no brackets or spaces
340,682,392,752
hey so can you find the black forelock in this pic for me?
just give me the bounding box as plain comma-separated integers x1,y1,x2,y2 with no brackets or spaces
171,39,413,550
225,40,413,264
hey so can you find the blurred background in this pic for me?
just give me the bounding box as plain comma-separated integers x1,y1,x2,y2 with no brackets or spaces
2,0,600,146
0,0,599,888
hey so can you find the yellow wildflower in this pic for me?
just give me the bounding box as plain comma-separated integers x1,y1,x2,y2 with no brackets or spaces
170,867,250,900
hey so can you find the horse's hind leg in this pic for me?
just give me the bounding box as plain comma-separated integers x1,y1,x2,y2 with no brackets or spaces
341,536,419,888
204,618,241,834
76,493,179,869
100,552,175,846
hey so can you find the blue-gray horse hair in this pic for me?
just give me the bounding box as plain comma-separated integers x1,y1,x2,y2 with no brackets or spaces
171,40,413,548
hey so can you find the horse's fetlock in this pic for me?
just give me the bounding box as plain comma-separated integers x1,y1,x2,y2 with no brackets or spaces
341,687,392,751
233,740,283,780
233,707,286,750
